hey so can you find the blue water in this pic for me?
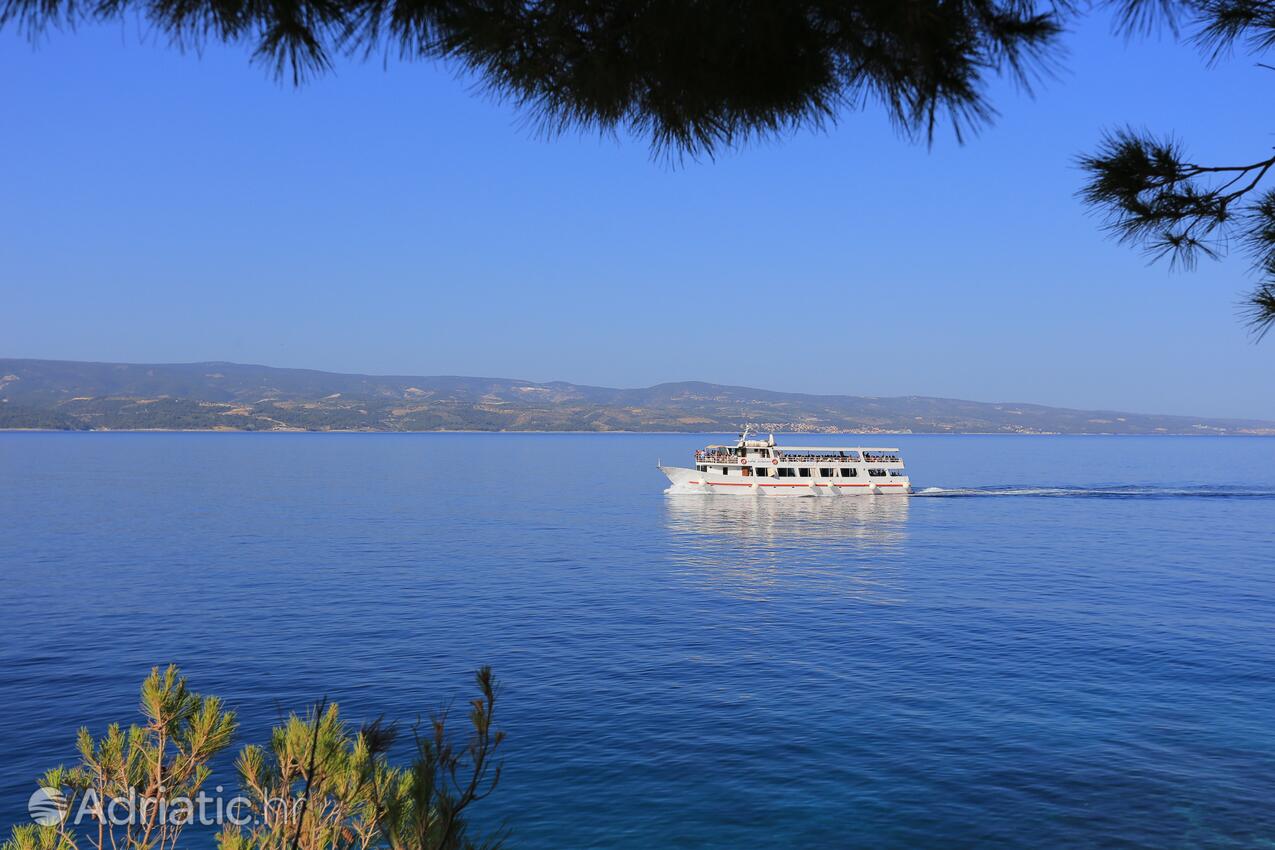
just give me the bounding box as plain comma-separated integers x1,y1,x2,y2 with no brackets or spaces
1,433,1273,849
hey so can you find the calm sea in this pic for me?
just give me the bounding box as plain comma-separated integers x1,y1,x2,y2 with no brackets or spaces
1,433,1273,849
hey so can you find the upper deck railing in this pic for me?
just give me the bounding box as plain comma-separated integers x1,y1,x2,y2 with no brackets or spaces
695,449,902,464
860,452,902,463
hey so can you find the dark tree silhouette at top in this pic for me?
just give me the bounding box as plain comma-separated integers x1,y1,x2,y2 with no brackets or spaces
0,0,1065,154
4,0,1274,334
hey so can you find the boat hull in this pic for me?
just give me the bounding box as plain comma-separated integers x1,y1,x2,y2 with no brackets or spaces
660,466,911,496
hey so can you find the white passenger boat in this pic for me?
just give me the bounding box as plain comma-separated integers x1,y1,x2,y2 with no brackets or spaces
660,429,911,496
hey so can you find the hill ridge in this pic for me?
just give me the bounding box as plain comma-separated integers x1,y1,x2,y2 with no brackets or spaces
1,358,1272,435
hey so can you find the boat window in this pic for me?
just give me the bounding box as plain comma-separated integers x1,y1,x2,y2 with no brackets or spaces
720,466,729,475
755,467,769,477
696,465,706,472
777,467,794,478
868,468,887,477
819,468,834,477
889,468,907,476
840,468,858,478
798,468,811,478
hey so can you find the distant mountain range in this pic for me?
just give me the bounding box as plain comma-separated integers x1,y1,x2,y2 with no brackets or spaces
1,358,1272,435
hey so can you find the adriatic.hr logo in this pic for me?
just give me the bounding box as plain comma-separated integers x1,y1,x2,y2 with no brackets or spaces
23,786,302,827
27,787,69,825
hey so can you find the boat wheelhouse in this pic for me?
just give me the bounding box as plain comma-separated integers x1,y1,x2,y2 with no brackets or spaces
660,430,911,496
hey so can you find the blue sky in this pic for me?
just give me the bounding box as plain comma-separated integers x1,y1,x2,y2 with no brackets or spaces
3,10,1273,419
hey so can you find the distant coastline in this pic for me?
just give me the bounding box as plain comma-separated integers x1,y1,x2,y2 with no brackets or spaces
3,358,1273,436
2,429,1270,437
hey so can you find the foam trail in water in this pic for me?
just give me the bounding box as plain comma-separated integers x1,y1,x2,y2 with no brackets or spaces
912,485,1275,499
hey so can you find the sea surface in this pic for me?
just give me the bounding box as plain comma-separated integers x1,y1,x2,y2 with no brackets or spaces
1,433,1273,849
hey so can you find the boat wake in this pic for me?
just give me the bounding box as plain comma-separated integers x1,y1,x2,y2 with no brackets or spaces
912,485,1275,500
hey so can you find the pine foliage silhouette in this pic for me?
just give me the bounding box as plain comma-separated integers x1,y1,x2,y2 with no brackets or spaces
0,0,1063,154
1077,0,1275,337
4,0,1274,332
0,666,506,850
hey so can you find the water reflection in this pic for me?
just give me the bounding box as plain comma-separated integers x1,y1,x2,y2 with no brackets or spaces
662,495,910,601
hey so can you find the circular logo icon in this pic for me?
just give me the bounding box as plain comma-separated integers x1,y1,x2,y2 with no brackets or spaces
28,787,68,826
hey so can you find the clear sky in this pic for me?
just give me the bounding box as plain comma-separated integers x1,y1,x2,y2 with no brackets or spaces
3,11,1273,419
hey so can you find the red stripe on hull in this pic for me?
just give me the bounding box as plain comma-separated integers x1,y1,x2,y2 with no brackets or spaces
695,481,904,488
